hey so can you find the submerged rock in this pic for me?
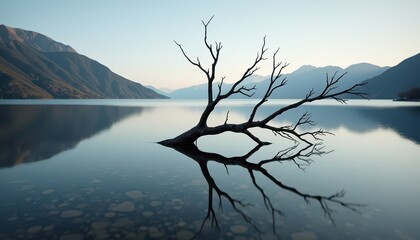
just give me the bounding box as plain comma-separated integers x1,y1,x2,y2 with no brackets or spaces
42,189,55,194
27,225,42,233
109,201,135,212
125,191,143,200
91,221,110,230
142,211,154,217
230,225,248,234
150,201,162,207
176,230,194,240
60,210,83,218
291,231,318,240
59,233,84,240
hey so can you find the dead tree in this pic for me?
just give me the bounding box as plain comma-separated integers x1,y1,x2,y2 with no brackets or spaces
159,17,367,147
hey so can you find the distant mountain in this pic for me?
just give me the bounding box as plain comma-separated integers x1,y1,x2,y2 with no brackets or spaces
360,53,420,99
169,82,222,99
168,74,268,99
146,85,173,95
0,25,167,99
168,64,389,99
266,63,389,99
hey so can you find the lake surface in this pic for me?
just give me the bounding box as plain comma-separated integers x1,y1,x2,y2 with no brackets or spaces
0,99,419,240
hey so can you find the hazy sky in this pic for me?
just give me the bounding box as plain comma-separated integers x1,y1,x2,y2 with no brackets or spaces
1,0,419,89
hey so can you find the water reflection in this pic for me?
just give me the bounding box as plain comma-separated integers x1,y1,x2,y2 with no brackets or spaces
216,104,420,144
0,105,143,168
163,142,365,238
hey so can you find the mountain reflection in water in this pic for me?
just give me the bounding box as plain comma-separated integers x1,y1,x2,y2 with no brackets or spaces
0,104,143,168
218,103,420,145
1,102,419,169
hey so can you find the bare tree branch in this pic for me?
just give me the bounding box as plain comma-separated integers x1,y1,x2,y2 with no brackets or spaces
161,16,368,148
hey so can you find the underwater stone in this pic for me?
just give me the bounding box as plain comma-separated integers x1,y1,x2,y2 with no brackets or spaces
142,211,154,217
109,201,135,212
59,234,84,240
60,210,83,218
91,221,110,230
42,189,55,194
27,225,42,233
125,191,143,200
291,231,318,240
230,225,248,234
176,230,194,240
150,201,162,207
104,212,116,218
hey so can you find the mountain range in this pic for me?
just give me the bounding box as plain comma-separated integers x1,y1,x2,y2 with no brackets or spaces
360,53,420,99
166,52,420,99
167,63,391,99
0,24,418,100
0,24,166,99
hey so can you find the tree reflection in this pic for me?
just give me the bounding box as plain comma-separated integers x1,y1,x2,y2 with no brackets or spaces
162,143,365,238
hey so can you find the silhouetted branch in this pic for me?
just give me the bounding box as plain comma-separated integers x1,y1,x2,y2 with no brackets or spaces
216,37,267,101
162,16,368,149
224,111,229,125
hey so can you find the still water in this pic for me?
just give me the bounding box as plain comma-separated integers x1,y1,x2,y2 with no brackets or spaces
0,99,419,240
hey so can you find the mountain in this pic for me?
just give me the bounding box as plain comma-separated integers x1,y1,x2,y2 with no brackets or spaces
0,24,77,53
266,63,389,99
360,53,420,99
169,82,221,99
398,87,420,100
146,85,173,95
0,24,167,99
168,64,389,99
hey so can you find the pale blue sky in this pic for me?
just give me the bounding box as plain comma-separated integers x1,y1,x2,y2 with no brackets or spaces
1,0,419,89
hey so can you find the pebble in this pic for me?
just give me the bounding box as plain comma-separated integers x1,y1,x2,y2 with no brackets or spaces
59,234,84,240
142,211,154,217
176,230,194,240
10,180,27,184
230,225,248,234
42,189,55,194
60,210,83,218
345,223,355,228
27,225,42,233
91,221,109,230
112,218,134,228
21,185,34,190
109,201,135,212
104,212,116,218
150,201,162,207
150,231,165,238
291,231,318,240
8,217,18,221
125,191,143,199
43,225,54,231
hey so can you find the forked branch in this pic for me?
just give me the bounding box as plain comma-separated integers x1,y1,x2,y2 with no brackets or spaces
160,16,368,147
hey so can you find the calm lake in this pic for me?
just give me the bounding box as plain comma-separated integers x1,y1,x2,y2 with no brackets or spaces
0,99,419,240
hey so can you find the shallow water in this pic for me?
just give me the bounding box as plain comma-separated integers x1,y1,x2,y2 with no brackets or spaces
0,99,419,239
